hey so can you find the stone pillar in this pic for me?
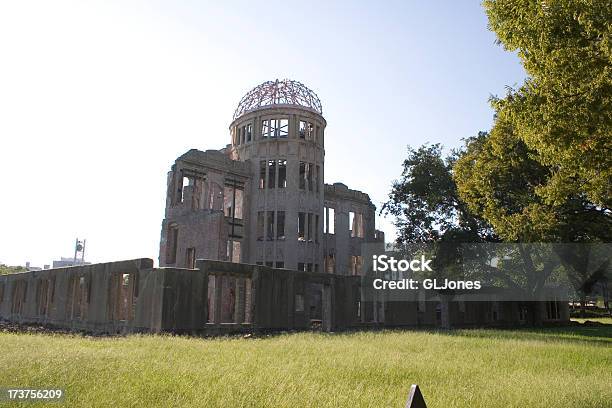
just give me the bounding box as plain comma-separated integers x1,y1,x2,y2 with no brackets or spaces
440,297,450,329
322,284,332,332
244,277,253,324
235,277,245,324
213,275,222,324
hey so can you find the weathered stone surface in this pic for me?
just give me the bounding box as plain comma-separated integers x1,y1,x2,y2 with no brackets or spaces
0,259,570,335
158,79,384,276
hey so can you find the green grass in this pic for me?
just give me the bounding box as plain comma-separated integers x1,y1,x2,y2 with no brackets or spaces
0,326,610,408
572,317,612,325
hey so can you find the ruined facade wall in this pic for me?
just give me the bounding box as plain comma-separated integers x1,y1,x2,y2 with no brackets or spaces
159,268,209,332
322,183,380,275
0,259,570,334
159,149,251,268
158,101,387,276
160,213,227,268
0,259,164,333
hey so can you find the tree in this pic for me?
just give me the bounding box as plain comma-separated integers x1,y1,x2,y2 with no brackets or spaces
381,143,495,245
0,264,26,275
384,1,612,320
454,110,611,315
381,143,498,284
455,0,612,314
454,111,560,242
483,0,612,209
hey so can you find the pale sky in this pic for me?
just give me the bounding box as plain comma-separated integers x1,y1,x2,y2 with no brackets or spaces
0,1,526,267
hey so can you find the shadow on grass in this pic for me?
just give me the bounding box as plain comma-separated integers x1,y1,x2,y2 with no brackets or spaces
3,319,611,347
436,324,612,347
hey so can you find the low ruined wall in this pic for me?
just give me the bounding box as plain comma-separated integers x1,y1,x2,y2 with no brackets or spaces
0,258,570,335
192,260,363,333
0,259,164,333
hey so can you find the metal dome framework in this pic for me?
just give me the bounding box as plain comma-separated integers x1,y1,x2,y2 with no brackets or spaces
233,79,322,120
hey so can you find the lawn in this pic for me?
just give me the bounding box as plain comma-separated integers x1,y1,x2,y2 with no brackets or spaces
0,325,610,408
571,317,612,325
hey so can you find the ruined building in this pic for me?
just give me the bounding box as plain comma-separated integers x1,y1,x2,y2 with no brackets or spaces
0,80,570,335
159,79,384,273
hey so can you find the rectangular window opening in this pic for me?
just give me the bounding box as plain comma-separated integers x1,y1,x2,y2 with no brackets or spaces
232,241,241,263
234,187,244,219
277,160,287,188
180,176,190,203
351,212,364,238
307,213,313,242
259,160,266,189
277,211,285,240
325,207,335,234
298,212,306,241
278,119,288,138
325,254,335,273
223,185,234,217
166,225,179,264
299,162,306,190
268,160,276,189
186,247,196,269
349,256,363,275
261,119,271,138
266,211,275,241
307,122,314,140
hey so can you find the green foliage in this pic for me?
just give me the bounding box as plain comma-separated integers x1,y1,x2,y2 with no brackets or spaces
454,112,560,242
454,116,610,300
385,2,611,302
483,0,612,208
454,1,612,244
0,329,610,407
0,264,26,275
382,143,495,245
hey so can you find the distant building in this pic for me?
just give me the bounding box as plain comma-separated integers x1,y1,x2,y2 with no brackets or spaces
25,262,42,272
52,257,91,269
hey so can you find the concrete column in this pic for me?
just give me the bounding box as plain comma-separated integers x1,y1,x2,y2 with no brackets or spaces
235,277,245,324
244,277,253,324
322,284,332,332
441,297,450,329
213,275,222,324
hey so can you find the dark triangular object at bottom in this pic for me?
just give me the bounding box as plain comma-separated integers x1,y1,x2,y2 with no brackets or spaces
405,384,427,408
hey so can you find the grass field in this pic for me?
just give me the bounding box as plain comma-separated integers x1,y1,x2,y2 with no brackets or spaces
571,317,612,325
1,324,611,408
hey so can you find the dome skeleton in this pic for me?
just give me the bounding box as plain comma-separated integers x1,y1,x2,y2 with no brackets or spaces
233,79,323,120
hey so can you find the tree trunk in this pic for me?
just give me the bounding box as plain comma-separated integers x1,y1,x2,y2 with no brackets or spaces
580,294,586,318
